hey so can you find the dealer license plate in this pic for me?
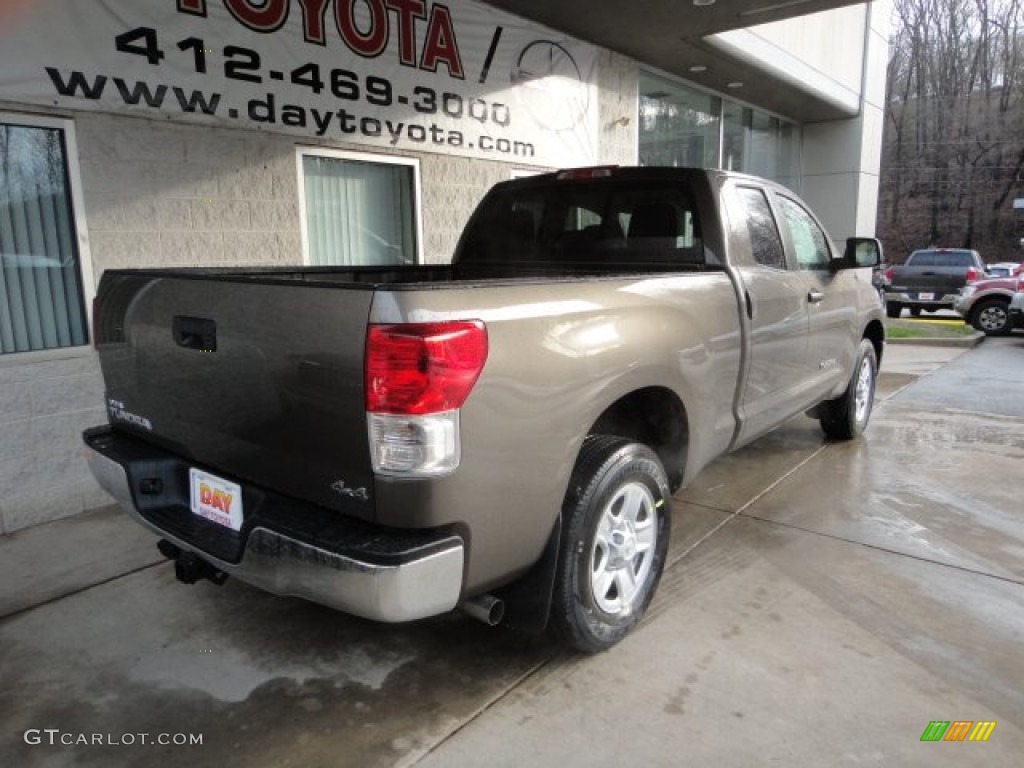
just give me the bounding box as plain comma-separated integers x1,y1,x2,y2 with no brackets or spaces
189,468,243,531
917,292,935,301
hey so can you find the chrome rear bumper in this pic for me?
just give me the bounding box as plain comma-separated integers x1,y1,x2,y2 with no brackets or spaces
884,290,956,308
85,441,464,623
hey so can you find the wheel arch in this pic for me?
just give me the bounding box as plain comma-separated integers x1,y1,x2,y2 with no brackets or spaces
587,386,689,493
967,293,1010,320
493,387,689,635
864,318,884,367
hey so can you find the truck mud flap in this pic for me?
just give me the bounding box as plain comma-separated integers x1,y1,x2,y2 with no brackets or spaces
492,518,561,633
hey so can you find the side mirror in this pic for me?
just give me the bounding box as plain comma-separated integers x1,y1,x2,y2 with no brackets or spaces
834,237,883,271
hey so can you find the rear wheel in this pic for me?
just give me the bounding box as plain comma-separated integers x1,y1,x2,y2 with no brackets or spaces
970,298,1010,336
819,339,877,440
550,436,671,653
886,302,902,319
909,307,922,317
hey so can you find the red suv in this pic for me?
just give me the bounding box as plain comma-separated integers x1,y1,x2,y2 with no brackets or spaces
953,264,1024,335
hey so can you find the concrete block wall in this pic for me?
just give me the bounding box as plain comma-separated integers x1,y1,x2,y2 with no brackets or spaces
0,350,109,534
77,114,304,273
597,51,640,167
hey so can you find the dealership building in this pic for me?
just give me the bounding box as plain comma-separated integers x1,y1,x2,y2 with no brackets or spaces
0,0,889,532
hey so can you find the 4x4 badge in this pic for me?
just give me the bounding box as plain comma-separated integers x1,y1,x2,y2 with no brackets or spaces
330,480,369,502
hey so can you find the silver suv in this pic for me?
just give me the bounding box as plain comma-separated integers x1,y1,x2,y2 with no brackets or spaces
954,272,1023,335
1010,289,1024,331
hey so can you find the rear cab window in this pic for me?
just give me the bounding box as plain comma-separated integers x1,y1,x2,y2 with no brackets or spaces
907,250,976,267
457,179,704,269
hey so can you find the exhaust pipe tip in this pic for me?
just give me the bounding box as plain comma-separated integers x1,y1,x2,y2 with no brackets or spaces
463,594,505,626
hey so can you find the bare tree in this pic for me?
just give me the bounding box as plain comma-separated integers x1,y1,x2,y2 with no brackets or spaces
879,0,1023,260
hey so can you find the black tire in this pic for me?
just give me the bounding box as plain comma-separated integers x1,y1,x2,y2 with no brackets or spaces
550,436,671,653
970,298,1010,336
909,307,922,317
886,302,902,319
819,339,878,440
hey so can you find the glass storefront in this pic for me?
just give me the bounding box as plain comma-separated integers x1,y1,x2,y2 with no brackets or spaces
638,80,721,169
639,72,801,191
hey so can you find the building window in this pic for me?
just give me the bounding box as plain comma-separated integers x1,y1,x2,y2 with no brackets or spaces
1,117,89,355
639,73,720,169
639,71,801,190
722,102,748,173
298,150,420,266
725,106,800,186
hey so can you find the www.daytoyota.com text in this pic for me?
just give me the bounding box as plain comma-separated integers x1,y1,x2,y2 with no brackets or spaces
43,26,536,157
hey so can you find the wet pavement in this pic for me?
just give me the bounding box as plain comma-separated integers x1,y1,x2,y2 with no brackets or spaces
2,338,1023,767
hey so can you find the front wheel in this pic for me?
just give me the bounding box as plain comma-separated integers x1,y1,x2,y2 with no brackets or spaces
970,298,1010,336
819,339,878,440
550,436,671,653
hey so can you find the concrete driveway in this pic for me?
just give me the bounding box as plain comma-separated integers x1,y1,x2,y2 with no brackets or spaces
2,338,1022,767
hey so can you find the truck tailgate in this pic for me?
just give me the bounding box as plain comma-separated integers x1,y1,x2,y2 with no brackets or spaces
95,273,376,520
892,267,964,293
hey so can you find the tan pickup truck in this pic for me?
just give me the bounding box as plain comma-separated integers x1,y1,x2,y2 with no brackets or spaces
84,167,884,651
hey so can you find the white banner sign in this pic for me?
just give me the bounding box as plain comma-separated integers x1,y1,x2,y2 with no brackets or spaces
0,0,598,166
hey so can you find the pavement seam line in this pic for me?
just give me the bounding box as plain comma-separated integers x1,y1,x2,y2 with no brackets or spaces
875,349,964,405
0,559,166,622
737,512,1024,587
396,653,560,768
667,442,830,570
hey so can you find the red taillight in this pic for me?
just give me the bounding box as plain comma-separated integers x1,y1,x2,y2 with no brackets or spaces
884,267,894,282
966,267,981,283
365,322,488,415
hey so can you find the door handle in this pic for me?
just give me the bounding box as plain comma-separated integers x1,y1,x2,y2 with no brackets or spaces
807,290,825,304
173,316,217,352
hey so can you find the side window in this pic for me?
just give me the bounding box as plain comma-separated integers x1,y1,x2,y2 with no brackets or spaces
777,196,831,270
737,187,786,270
1,118,90,355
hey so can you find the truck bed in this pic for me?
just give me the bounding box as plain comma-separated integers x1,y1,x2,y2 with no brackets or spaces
103,259,712,287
